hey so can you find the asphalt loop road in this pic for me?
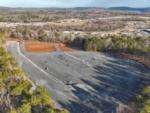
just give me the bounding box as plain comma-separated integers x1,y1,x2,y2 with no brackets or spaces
7,42,150,113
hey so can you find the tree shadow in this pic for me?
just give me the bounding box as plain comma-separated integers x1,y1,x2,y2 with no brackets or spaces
59,53,150,113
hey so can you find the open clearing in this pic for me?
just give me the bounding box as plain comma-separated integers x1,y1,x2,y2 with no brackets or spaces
7,41,150,113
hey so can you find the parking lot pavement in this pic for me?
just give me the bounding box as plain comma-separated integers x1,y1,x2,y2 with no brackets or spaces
7,42,150,113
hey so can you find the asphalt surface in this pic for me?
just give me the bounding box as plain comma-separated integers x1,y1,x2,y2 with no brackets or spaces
7,42,150,113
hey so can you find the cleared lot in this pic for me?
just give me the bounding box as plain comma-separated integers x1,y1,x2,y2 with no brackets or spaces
7,42,150,113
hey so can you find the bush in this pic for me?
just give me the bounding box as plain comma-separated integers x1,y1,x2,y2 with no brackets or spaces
17,103,31,113
135,85,150,113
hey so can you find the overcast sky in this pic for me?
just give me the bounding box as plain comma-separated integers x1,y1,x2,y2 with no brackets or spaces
0,0,150,8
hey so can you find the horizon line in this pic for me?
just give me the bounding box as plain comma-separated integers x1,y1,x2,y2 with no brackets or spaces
0,5,149,9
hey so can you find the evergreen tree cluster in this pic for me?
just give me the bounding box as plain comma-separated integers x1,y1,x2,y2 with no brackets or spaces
83,35,150,55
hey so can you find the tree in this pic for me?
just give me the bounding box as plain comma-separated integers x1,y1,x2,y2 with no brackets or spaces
17,103,31,113
53,31,60,42
38,29,48,41
8,109,17,113
0,32,5,44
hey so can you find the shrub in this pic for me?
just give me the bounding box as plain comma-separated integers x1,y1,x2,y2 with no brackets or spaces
17,103,31,113
135,85,150,113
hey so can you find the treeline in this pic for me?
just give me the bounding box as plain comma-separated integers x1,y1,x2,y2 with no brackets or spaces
49,19,124,32
0,12,65,22
0,33,68,113
0,8,135,22
83,35,150,55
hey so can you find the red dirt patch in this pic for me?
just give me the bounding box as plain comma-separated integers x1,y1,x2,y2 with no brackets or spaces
25,41,56,52
25,41,82,52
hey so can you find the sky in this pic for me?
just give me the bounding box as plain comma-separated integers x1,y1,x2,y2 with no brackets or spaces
0,0,150,8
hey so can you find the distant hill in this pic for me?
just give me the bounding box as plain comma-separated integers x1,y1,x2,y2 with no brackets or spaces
0,6,149,13
0,6,104,12
109,7,150,13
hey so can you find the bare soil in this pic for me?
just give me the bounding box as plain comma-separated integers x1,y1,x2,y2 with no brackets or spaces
25,41,56,52
25,41,81,52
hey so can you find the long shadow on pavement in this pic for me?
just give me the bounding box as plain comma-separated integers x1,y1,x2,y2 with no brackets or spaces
59,53,150,113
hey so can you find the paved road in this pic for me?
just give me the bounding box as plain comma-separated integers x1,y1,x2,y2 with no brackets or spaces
7,42,73,107
7,42,150,113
